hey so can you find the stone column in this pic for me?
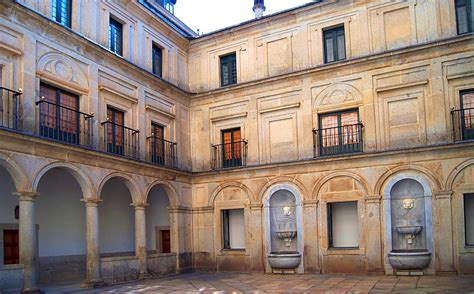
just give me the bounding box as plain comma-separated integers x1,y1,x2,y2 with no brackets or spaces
82,199,103,287
365,195,384,273
134,203,149,278
303,200,320,273
434,190,455,273
249,204,264,272
15,191,40,293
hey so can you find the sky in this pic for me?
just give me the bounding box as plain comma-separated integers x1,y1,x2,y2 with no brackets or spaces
174,0,312,35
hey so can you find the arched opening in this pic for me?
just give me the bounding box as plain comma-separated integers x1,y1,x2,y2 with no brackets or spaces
99,178,135,256
36,167,86,284
0,164,19,266
146,185,171,254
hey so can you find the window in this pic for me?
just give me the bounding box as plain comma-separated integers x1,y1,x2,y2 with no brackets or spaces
151,123,165,164
152,44,163,77
221,128,242,168
106,107,124,155
222,209,245,250
39,83,80,144
328,202,359,248
220,53,237,87
109,17,123,56
323,25,346,63
456,0,473,34
465,194,474,246
52,0,72,28
460,90,474,140
318,109,361,156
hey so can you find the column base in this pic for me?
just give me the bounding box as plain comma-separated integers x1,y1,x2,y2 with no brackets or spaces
80,279,105,289
21,288,42,294
139,272,151,280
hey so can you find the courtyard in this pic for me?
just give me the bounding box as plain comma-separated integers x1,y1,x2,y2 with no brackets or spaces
41,273,474,293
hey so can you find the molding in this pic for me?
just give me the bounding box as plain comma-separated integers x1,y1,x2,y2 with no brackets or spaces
434,190,453,199
210,112,248,122
375,80,429,93
145,104,176,119
37,72,89,95
99,85,138,103
258,102,301,114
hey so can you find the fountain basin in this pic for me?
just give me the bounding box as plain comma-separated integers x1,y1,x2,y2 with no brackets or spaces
276,231,296,239
396,225,422,235
388,249,431,270
268,251,301,269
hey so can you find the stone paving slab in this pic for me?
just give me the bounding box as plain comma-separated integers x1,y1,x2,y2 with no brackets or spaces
42,273,474,293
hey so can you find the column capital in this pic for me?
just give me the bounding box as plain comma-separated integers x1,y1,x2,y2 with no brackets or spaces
82,198,102,207
169,206,192,213
435,190,453,200
364,195,382,203
303,199,319,207
249,203,263,210
132,203,148,210
14,191,40,201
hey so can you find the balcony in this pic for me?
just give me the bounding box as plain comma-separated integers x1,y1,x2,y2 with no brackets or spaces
36,98,93,147
212,140,247,169
452,108,474,141
101,120,140,158
313,123,363,157
147,135,178,168
0,87,22,130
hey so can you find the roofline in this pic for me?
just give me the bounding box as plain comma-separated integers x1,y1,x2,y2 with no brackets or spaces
191,1,324,40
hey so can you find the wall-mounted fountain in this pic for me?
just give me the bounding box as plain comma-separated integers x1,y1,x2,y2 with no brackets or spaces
264,187,303,273
387,179,432,274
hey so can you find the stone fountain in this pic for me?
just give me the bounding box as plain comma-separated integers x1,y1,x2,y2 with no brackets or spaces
267,190,301,272
388,180,432,274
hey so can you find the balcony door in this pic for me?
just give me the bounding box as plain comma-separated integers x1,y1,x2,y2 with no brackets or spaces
461,90,474,140
106,107,125,155
222,128,242,168
151,123,165,165
39,83,79,144
319,110,360,156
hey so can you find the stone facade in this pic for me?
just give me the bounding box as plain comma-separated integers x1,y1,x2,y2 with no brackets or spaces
0,0,473,292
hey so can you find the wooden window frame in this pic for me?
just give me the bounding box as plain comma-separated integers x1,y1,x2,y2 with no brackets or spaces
52,0,72,28
109,17,123,56
106,106,125,155
152,44,163,77
456,0,473,35
220,53,237,87
221,127,242,168
327,201,359,249
323,25,346,64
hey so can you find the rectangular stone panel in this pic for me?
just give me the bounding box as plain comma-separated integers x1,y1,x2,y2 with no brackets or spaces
384,7,411,49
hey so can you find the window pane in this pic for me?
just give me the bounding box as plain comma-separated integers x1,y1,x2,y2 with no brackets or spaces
329,202,358,248
152,45,163,77
465,194,474,246
462,91,474,130
321,115,339,147
325,36,334,63
336,31,346,60
228,209,245,249
220,53,237,86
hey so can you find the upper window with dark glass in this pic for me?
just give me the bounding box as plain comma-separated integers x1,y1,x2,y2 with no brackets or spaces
220,53,237,87
323,25,346,63
109,17,123,56
52,0,72,28
456,0,473,34
152,44,163,77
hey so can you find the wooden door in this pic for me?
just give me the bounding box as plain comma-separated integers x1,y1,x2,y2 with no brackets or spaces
3,230,19,264
161,230,171,253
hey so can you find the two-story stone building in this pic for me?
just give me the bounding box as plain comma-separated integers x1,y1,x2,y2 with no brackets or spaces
0,0,473,292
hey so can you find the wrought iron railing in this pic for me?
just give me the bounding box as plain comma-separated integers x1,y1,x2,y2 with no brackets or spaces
147,135,178,168
36,99,93,147
101,120,139,158
212,140,247,169
452,108,474,141
0,87,22,130
313,123,363,157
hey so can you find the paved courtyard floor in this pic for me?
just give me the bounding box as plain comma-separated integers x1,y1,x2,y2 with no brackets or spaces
44,272,474,294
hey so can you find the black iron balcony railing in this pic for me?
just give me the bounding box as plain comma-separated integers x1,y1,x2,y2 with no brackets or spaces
147,135,178,168
36,99,93,147
212,140,248,169
452,108,474,141
0,87,22,130
101,120,139,158
313,123,363,157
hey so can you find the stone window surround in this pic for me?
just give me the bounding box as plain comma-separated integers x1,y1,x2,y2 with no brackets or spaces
213,200,250,256
453,185,474,254
101,3,136,61
145,29,172,81
319,194,366,256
